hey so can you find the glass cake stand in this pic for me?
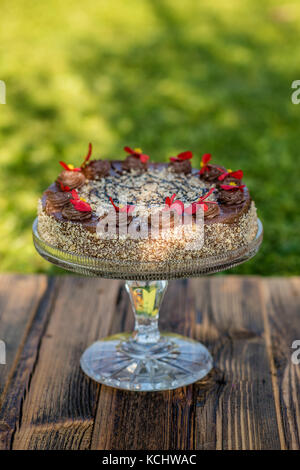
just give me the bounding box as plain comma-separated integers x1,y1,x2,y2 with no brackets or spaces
32,218,263,391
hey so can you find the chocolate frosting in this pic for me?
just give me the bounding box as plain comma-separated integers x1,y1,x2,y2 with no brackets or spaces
218,189,245,206
42,162,251,231
200,165,226,183
83,160,111,179
56,170,86,190
169,160,192,175
204,203,220,219
45,190,71,213
149,210,182,230
122,155,148,172
61,202,92,221
103,211,133,230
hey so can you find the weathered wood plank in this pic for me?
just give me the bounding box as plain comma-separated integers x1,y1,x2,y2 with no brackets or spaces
261,277,300,450
1,275,298,450
11,277,121,450
0,275,47,400
91,280,197,450
190,276,282,450
0,274,51,449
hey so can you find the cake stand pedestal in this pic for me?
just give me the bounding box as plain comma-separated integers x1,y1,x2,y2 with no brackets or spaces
33,218,262,391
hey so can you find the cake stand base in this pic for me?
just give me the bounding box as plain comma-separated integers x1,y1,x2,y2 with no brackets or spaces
33,218,262,391
80,333,213,391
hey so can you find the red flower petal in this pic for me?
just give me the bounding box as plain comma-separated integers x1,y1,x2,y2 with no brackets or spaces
220,184,237,190
230,169,243,180
170,201,184,214
140,153,150,163
124,146,134,155
81,142,92,167
218,169,243,181
218,172,227,181
109,196,120,212
199,187,215,202
70,199,92,212
165,194,177,207
184,203,198,215
220,184,245,192
177,151,193,161
59,182,71,192
199,166,209,175
70,190,91,211
126,205,135,214
202,153,211,164
59,161,81,172
109,196,135,213
59,161,71,171
184,188,216,214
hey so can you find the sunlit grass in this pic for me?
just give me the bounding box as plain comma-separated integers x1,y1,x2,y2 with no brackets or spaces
0,0,300,274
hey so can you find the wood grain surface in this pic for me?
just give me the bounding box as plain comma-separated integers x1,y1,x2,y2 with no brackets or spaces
0,274,299,450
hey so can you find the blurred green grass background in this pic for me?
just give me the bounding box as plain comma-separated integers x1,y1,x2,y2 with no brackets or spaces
0,0,300,275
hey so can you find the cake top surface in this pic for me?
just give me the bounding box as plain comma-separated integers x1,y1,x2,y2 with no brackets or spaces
80,167,215,217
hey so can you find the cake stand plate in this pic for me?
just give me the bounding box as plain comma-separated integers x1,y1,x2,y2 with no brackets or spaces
33,218,263,391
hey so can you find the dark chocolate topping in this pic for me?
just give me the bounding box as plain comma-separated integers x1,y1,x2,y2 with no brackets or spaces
61,202,92,221
169,160,192,175
103,211,133,229
218,188,245,206
56,170,86,190
204,203,220,219
200,164,226,183
42,162,251,230
83,159,111,179
45,190,71,213
122,155,148,172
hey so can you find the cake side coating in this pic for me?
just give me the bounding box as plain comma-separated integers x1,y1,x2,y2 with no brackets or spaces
37,147,258,262
38,200,257,262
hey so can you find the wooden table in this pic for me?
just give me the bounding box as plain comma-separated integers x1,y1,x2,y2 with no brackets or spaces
0,274,299,450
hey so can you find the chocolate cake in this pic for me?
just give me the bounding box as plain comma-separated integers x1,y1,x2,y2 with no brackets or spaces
37,146,258,262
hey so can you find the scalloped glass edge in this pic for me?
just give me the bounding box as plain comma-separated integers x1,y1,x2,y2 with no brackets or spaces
32,217,263,280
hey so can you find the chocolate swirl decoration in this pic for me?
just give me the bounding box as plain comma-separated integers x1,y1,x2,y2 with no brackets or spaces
61,202,92,221
45,190,71,214
103,211,133,231
200,164,226,183
204,203,220,219
168,160,192,175
218,188,245,206
56,170,86,190
83,160,111,179
149,209,182,231
122,155,148,172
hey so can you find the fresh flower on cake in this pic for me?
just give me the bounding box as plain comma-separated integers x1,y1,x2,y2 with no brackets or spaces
70,190,92,212
220,182,245,192
184,187,217,214
199,153,212,174
124,146,150,164
59,143,93,172
163,187,217,215
109,197,135,214
218,169,243,182
169,151,193,162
